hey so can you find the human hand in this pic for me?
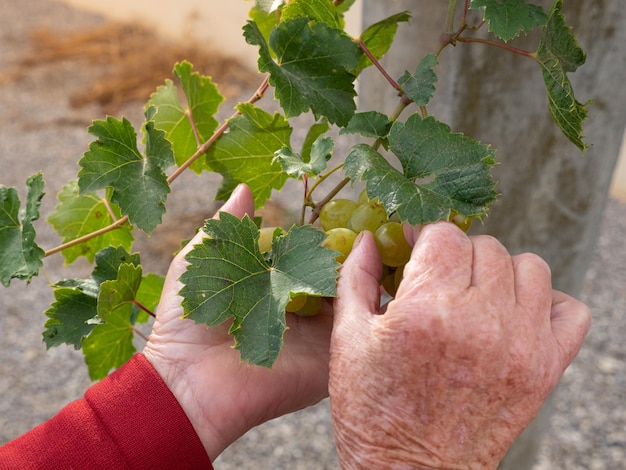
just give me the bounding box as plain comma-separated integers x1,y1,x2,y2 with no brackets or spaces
143,184,333,461
329,222,591,469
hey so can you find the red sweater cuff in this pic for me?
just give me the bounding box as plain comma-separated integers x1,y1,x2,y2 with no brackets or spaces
0,354,213,469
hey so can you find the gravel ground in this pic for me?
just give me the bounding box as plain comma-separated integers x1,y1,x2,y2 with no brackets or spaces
1,1,625,469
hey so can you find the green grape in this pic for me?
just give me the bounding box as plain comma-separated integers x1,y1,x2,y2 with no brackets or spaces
374,221,411,267
449,211,472,232
322,227,357,263
258,226,285,253
319,199,358,231
357,188,379,205
286,294,308,312
293,295,322,317
348,201,388,233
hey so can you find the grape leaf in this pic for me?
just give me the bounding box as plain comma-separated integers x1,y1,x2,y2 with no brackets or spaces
398,53,438,107
470,0,547,42
133,273,164,324
274,136,334,178
98,263,143,318
179,214,339,367
301,120,330,163
536,0,588,151
206,102,291,208
282,0,341,29
249,5,280,48
357,11,411,75
42,247,140,349
48,180,134,265
78,111,175,234
340,111,392,139
243,18,360,126
344,114,497,224
255,0,283,13
82,303,136,381
147,61,223,173
0,173,45,286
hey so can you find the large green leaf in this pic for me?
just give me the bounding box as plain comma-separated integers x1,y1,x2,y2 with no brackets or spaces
470,0,547,42
179,214,339,367
0,173,45,286
356,11,411,75
244,18,360,126
536,0,588,151
77,112,175,234
147,61,223,173
48,180,134,264
206,103,291,208
344,114,498,224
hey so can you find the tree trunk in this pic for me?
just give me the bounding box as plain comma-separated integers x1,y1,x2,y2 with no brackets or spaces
359,1,626,468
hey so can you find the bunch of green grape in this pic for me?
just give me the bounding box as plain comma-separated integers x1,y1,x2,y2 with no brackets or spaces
258,190,472,316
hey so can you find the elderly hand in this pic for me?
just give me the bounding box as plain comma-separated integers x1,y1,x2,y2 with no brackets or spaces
329,222,590,469
143,184,333,461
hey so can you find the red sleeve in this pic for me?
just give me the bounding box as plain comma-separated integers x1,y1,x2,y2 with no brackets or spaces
0,354,213,470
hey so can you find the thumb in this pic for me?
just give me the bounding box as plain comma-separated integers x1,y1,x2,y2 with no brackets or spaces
332,231,383,344
550,290,591,372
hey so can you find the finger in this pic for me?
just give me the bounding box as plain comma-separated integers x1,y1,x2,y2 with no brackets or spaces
550,290,591,371
512,253,552,317
469,235,514,297
332,231,382,343
396,221,473,298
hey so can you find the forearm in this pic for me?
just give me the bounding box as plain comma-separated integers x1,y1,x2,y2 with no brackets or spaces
0,354,212,470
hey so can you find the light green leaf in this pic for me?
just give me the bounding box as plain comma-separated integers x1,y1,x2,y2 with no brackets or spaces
147,61,223,173
244,18,360,126
133,273,164,324
398,53,438,107
78,112,174,234
274,136,334,178
357,11,411,74
82,304,136,381
282,0,341,29
48,180,134,264
344,114,498,224
97,263,143,318
536,0,588,151
0,173,45,286
179,214,339,367
207,102,291,208
255,0,283,13
470,0,547,42
301,121,330,163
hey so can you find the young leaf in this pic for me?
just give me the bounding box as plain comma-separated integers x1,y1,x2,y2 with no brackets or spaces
42,247,140,349
82,303,136,381
0,173,45,286
206,102,291,208
398,53,438,107
48,180,134,264
255,0,283,13
281,0,341,29
147,61,223,173
470,0,547,42
78,112,175,234
340,111,392,139
244,18,360,126
536,0,588,151
356,11,411,75
274,136,334,178
97,263,143,318
344,114,498,224
179,214,339,367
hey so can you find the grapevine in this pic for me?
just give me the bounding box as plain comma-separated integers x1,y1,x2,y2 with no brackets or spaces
0,0,588,377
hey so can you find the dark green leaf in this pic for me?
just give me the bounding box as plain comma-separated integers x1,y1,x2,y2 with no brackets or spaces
536,0,588,151
340,111,392,139
244,18,360,126
274,136,334,178
470,0,547,42
147,61,223,173
48,180,134,264
398,53,438,107
179,214,338,367
207,103,291,208
78,112,175,233
356,11,411,75
301,121,330,163
344,114,497,224
0,173,45,286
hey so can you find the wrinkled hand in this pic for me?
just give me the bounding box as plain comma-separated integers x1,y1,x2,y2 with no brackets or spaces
143,184,333,461
329,223,590,469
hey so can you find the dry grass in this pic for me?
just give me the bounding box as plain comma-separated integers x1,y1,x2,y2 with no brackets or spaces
17,22,257,113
